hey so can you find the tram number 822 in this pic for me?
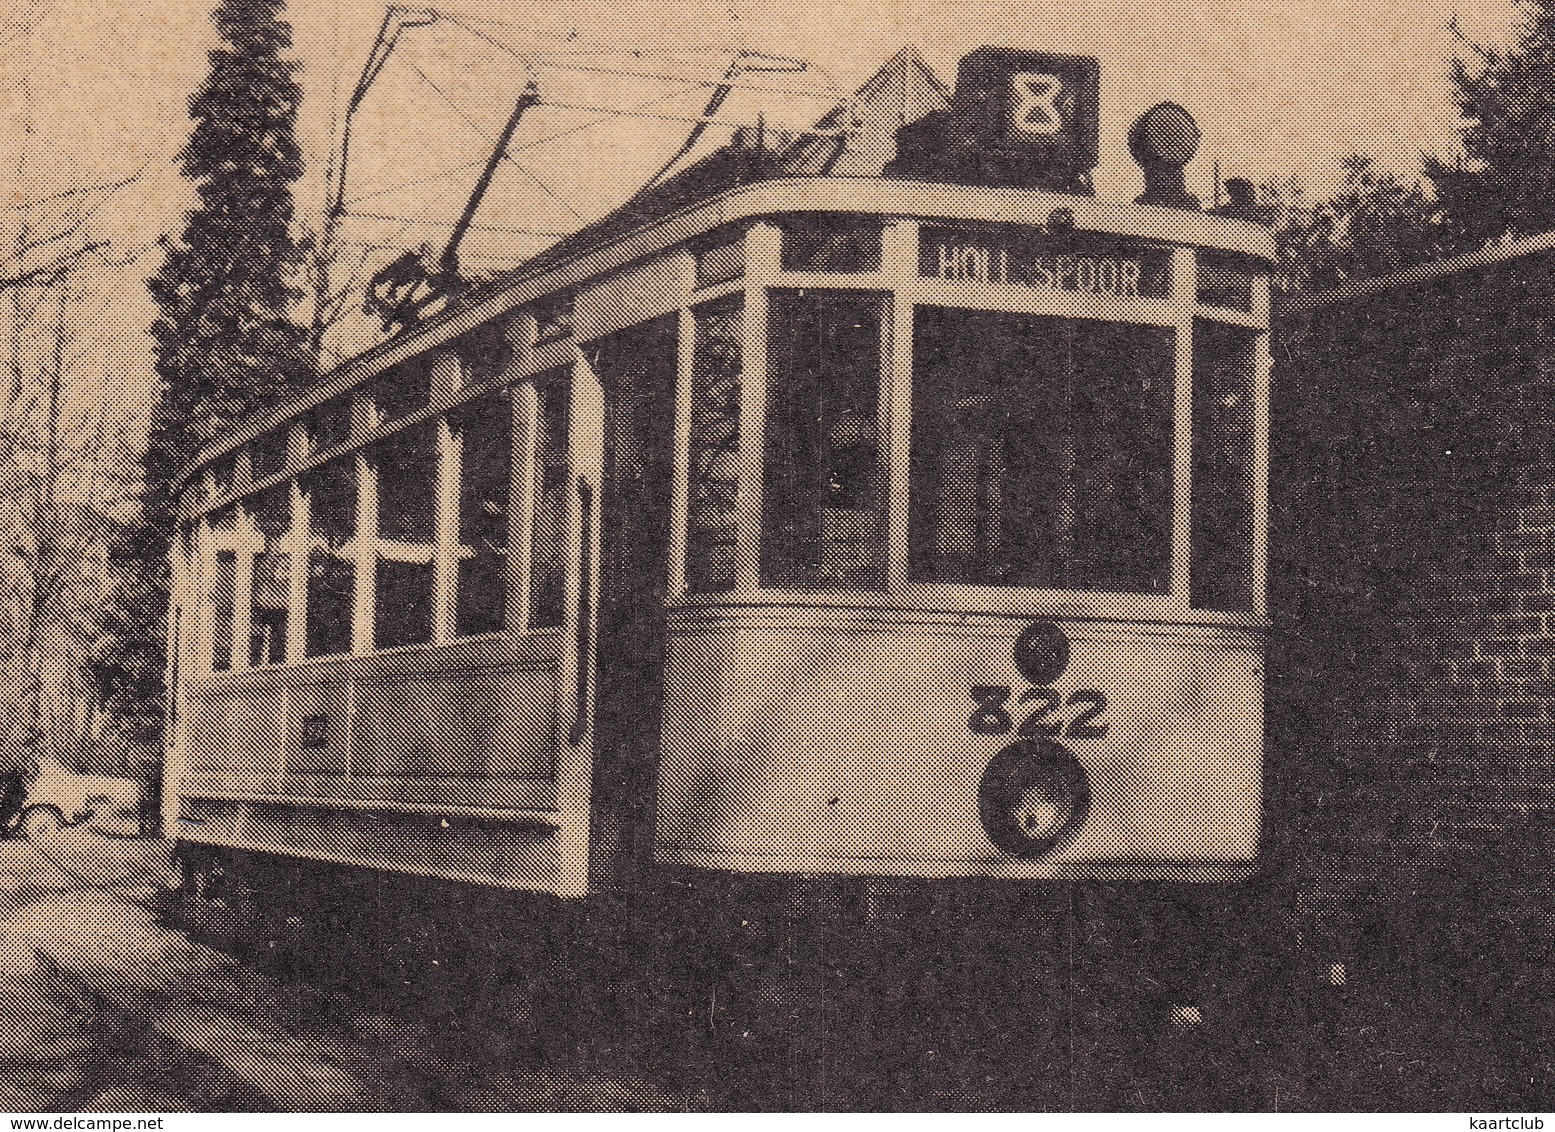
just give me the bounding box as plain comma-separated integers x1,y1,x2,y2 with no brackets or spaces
968,685,1110,739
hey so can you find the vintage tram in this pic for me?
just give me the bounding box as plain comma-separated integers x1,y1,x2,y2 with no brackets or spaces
163,45,1276,1103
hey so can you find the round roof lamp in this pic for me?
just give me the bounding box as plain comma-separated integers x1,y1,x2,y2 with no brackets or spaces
1130,102,1203,210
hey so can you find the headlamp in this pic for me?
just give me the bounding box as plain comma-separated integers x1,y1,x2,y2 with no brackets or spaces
978,738,1091,857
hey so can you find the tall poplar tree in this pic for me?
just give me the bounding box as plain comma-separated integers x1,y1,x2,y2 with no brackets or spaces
93,0,310,745
1427,4,1555,249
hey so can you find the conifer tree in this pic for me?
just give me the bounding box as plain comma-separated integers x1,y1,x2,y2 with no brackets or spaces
1427,4,1555,248
95,0,309,744
144,0,309,528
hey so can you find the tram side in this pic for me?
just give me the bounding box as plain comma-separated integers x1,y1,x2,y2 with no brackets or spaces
158,45,1288,1104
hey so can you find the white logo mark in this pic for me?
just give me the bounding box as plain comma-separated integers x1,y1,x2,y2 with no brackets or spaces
1010,73,1065,135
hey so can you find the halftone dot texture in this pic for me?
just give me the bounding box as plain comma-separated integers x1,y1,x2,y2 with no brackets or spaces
0,3,1328,1108
1277,249,1555,909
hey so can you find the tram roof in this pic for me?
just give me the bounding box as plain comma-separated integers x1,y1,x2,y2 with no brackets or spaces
178,47,1276,488
1277,227,1555,318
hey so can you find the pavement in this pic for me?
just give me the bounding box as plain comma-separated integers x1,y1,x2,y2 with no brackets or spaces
0,830,687,1113
19,827,1546,1112
0,831,182,1110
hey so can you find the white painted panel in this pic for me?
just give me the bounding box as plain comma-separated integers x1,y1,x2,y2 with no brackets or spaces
654,611,1263,880
354,667,556,781
575,250,693,342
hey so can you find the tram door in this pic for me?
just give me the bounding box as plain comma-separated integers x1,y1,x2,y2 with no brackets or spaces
581,316,678,884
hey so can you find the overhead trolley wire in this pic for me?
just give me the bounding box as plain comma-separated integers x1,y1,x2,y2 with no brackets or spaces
528,99,849,134
429,11,544,82
342,83,697,210
343,156,489,209
322,5,842,208
342,211,570,239
432,10,815,72
322,6,440,238
329,6,848,218
316,4,855,327
638,51,750,190
434,15,836,99
403,61,585,220
429,6,855,171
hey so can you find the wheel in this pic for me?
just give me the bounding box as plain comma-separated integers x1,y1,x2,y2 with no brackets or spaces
17,804,65,839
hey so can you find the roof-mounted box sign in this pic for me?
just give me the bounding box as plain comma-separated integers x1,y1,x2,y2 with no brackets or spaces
920,225,1171,298
886,48,1101,194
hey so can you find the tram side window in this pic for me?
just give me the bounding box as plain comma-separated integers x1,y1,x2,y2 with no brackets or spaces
530,379,569,628
209,455,236,498
202,502,237,674
374,425,437,648
307,397,352,453
210,551,237,671
909,309,1174,593
207,507,238,671
249,486,291,666
686,299,742,593
455,392,512,636
456,320,515,386
1192,320,1259,611
304,460,356,658
763,290,886,587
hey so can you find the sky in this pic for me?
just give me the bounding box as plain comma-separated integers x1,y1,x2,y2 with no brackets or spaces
0,0,1531,416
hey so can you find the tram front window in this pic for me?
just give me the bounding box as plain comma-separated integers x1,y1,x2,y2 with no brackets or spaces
763,290,886,588
909,309,1174,593
1192,320,1258,611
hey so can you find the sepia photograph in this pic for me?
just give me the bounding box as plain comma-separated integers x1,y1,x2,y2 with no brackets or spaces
0,0,1549,1115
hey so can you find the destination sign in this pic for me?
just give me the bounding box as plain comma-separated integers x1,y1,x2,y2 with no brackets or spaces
920,226,1171,298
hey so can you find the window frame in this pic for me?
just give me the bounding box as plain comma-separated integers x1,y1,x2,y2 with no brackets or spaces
180,337,567,678
761,287,892,590
175,210,1273,684
904,305,1178,596
665,220,1268,623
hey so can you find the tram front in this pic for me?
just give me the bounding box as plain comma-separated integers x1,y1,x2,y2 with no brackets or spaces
651,50,1273,886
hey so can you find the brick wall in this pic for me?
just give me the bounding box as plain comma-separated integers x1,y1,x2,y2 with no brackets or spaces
1273,257,1555,899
